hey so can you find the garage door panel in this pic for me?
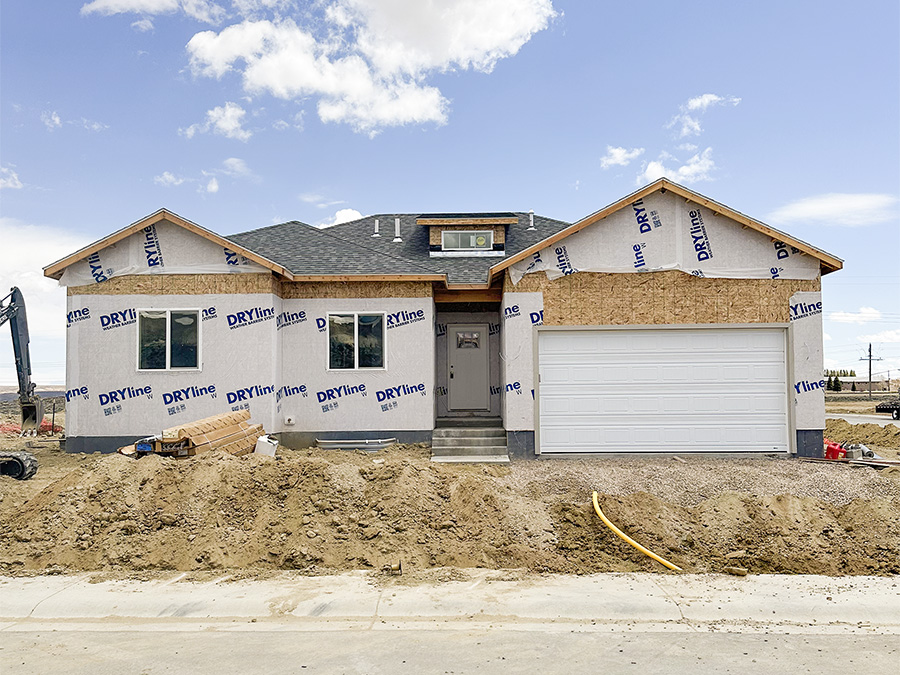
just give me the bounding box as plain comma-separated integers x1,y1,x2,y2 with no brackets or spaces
538,328,788,454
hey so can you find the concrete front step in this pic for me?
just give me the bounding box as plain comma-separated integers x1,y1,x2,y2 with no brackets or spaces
431,454,510,464
432,436,507,448
432,427,506,439
429,445,509,457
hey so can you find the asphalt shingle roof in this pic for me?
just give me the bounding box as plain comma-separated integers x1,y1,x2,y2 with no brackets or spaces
228,212,571,285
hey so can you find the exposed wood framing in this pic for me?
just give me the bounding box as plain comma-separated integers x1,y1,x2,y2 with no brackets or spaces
434,288,502,303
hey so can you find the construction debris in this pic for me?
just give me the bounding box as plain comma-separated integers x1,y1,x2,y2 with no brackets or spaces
118,409,265,459
723,566,749,576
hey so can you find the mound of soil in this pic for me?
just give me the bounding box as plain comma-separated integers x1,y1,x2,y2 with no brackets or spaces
1,440,898,577
825,419,900,452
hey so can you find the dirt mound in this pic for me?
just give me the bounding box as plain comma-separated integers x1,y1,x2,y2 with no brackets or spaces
1,442,898,577
825,419,900,450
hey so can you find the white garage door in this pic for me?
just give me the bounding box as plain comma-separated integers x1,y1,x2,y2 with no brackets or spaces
537,327,789,453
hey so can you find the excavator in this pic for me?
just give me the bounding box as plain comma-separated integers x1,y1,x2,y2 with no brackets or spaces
0,287,40,480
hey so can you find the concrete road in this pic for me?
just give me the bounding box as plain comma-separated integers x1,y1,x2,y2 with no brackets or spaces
2,572,898,674
827,413,899,428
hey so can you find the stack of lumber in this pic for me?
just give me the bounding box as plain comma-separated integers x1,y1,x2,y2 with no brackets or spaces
118,409,265,459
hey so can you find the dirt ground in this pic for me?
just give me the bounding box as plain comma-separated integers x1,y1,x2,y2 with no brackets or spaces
1,417,898,579
825,392,898,415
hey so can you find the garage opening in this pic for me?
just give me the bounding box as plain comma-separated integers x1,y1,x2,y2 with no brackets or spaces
536,326,790,454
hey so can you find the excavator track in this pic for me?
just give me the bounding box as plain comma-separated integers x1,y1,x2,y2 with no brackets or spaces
0,451,39,480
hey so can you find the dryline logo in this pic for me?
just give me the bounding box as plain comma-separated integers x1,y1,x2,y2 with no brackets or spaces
524,250,543,272
794,379,826,395
276,384,308,402
436,323,447,337
633,198,652,233
65,386,89,402
503,304,521,320
315,318,327,333
99,308,136,331
489,322,501,335
316,383,366,403
375,382,426,402
227,306,274,329
162,384,216,405
98,385,152,406
688,210,713,262
276,309,307,330
632,243,648,270
143,224,164,268
67,308,91,327
202,307,218,322
554,246,576,276
789,300,822,321
773,241,799,260
224,247,248,265
225,384,274,404
386,309,425,329
87,252,108,283
530,311,544,326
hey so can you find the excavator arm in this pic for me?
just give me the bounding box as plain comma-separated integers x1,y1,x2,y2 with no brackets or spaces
0,287,44,431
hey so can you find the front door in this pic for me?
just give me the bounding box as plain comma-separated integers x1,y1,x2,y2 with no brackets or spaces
448,324,490,410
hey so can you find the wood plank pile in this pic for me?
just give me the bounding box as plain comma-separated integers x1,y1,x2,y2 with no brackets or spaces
118,409,264,459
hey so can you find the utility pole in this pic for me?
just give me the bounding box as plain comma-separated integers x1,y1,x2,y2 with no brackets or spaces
860,344,882,400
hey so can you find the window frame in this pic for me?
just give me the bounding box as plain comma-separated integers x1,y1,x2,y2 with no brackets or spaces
136,308,202,372
441,229,494,251
326,311,387,371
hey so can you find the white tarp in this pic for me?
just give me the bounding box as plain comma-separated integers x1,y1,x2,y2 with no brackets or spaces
59,219,267,286
509,192,820,285
500,292,543,430
789,291,825,431
64,292,435,438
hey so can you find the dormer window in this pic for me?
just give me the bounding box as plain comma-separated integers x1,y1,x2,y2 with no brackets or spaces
442,230,493,251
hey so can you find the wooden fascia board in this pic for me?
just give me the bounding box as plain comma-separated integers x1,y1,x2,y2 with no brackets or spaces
434,288,502,303
490,178,843,277
417,218,518,226
290,274,446,282
43,209,294,280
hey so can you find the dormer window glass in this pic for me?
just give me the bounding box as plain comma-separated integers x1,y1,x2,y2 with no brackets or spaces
442,230,493,251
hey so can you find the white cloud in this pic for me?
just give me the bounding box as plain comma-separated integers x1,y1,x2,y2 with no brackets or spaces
41,111,62,130
81,0,226,24
767,193,898,227
181,101,252,141
220,157,252,177
667,93,741,138
131,18,154,31
179,2,555,134
600,145,644,169
0,218,94,384
318,208,362,228
0,166,23,190
300,192,346,209
829,306,882,324
637,147,716,185
153,171,185,186
74,117,109,132
205,177,219,193
858,329,900,343
823,332,832,341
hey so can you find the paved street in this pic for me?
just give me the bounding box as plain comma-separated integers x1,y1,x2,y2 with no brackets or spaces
2,573,898,674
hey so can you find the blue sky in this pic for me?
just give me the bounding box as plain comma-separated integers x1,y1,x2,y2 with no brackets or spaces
1,1,898,386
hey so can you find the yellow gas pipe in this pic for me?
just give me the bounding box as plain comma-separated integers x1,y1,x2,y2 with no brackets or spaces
591,491,682,572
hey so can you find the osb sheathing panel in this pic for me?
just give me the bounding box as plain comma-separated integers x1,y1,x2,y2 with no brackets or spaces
280,280,433,299
70,275,434,299
68,273,279,296
506,270,820,325
428,224,506,246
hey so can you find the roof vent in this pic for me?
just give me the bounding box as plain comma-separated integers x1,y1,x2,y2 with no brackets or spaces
526,209,536,231
372,218,380,238
392,217,402,242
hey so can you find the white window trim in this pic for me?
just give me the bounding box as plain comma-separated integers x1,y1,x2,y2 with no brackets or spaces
441,230,494,251
136,309,202,372
326,311,387,371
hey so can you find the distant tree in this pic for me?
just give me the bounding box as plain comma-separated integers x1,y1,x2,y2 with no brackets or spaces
851,382,857,392
851,370,856,377
833,376,842,392
827,375,834,390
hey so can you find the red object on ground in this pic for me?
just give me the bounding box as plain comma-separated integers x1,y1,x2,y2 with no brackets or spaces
824,438,846,460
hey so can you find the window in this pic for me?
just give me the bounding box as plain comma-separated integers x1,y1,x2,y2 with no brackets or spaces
328,313,384,370
138,310,200,370
442,230,493,251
